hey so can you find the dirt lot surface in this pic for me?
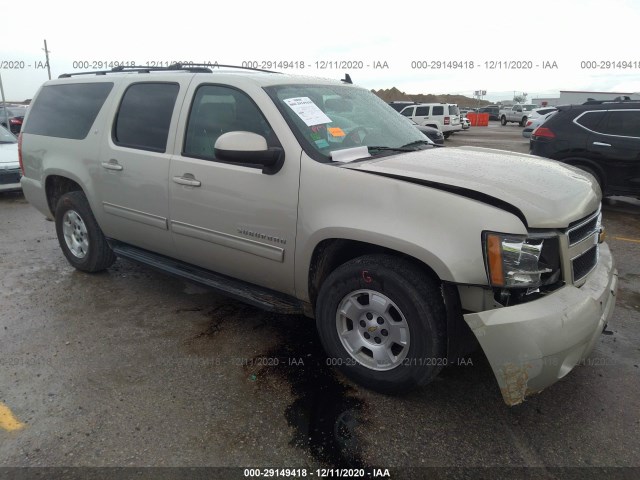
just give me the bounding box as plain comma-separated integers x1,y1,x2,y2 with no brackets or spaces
1,125,639,479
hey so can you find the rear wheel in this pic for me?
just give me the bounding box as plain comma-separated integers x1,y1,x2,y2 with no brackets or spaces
520,116,528,127
55,191,116,272
315,255,447,394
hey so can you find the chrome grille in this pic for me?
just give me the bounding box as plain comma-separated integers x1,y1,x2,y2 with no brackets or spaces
572,245,599,282
567,211,600,246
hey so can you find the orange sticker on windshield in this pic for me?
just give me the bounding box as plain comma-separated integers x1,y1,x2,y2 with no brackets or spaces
328,127,345,137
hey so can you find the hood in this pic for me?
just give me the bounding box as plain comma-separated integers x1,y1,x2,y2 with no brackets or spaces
345,146,600,228
0,142,19,167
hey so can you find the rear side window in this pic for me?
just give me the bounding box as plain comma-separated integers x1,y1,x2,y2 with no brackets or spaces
432,106,444,115
113,82,179,152
415,106,430,116
601,111,640,138
24,83,113,139
575,111,606,131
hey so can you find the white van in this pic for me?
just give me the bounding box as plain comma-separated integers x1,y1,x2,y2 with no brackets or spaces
399,103,462,138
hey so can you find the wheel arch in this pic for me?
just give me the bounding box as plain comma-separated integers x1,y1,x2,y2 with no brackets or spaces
307,238,444,312
45,174,84,216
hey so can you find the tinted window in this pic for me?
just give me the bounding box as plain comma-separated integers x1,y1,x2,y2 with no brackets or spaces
601,111,640,137
114,83,179,152
432,106,444,115
575,111,606,131
415,106,430,116
23,83,113,139
537,108,556,115
183,85,278,161
400,107,413,117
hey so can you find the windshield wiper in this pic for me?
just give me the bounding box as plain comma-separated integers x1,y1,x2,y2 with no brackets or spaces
367,146,415,153
400,140,436,149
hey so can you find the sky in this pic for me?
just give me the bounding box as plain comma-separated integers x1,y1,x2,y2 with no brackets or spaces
1,0,640,102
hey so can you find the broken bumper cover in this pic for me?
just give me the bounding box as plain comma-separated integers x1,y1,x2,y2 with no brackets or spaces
464,242,618,406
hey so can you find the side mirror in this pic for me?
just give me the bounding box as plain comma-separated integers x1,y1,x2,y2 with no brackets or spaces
214,131,284,175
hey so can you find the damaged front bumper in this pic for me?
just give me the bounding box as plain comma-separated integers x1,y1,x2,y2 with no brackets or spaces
464,242,618,406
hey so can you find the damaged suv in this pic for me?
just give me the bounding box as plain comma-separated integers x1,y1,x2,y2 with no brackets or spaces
19,65,617,405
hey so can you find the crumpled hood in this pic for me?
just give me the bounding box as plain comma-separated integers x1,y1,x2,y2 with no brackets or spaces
345,146,600,228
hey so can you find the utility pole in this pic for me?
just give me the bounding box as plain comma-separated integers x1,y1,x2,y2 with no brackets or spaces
0,72,10,130
43,39,51,80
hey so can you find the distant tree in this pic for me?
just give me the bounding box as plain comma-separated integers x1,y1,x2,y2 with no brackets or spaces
513,93,528,103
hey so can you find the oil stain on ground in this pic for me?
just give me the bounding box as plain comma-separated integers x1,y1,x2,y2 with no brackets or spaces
246,313,370,469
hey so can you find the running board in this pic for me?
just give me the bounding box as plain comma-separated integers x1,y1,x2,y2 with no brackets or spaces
109,240,305,315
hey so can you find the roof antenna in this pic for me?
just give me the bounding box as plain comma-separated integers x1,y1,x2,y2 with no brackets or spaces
341,73,352,84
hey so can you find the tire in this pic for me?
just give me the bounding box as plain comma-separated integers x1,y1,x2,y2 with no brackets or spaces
520,116,528,127
500,116,507,126
315,254,447,394
443,132,451,139
54,191,116,272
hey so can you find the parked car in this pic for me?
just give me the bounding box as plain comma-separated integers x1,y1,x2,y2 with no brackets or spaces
522,111,557,138
530,100,640,197
388,101,417,112
407,119,444,145
399,103,462,138
0,106,27,134
20,65,617,406
499,104,538,126
0,124,21,192
478,105,500,120
527,107,557,121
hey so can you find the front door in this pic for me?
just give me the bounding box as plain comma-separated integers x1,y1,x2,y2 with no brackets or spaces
168,84,301,296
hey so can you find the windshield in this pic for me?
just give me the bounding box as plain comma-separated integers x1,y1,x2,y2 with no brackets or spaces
0,124,17,143
265,84,431,162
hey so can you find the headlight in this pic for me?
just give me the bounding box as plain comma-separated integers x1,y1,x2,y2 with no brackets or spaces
483,232,560,288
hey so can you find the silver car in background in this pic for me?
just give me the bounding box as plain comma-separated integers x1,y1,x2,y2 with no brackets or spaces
523,111,557,138
0,124,21,192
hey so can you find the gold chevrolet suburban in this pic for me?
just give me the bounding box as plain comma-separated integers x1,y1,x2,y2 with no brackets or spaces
19,64,617,405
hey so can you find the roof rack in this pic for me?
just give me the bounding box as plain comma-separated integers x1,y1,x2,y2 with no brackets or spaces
58,62,281,79
582,96,639,105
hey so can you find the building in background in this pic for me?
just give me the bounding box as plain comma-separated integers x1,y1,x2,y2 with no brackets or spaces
534,91,640,106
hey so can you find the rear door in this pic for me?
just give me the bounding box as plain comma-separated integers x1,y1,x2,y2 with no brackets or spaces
95,77,193,257
412,105,431,125
590,109,640,193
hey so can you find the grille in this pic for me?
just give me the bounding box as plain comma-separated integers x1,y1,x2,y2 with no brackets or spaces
568,212,599,245
572,245,599,282
0,170,21,185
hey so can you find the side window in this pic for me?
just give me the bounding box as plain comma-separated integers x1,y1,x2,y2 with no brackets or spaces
575,111,605,131
113,82,179,152
24,83,113,139
415,106,430,116
432,106,444,116
400,107,413,117
183,85,278,161
601,111,640,138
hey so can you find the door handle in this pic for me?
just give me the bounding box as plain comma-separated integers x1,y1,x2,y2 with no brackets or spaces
172,175,201,187
593,142,611,147
101,160,123,171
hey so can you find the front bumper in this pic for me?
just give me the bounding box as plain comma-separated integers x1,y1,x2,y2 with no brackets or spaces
464,242,617,406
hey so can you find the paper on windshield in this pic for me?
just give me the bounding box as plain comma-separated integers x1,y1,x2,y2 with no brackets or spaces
283,97,332,126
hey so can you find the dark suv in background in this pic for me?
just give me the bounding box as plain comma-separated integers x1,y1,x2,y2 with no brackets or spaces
530,100,640,198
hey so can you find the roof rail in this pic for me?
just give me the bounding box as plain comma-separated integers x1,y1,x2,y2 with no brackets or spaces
582,97,639,105
58,62,282,79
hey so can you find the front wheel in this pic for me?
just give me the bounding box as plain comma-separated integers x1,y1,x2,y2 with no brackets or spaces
315,255,447,394
500,116,507,126
55,191,116,272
